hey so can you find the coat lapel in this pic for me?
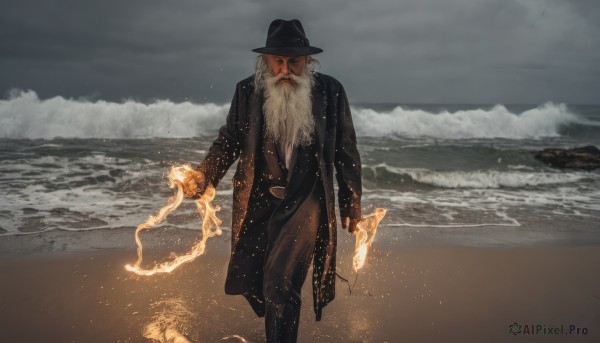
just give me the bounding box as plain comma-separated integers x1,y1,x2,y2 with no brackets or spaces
247,90,265,175
312,81,327,158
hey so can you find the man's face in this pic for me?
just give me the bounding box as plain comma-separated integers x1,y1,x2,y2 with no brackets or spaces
264,55,308,84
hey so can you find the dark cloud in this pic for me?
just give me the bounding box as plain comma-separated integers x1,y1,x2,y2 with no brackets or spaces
1,0,599,104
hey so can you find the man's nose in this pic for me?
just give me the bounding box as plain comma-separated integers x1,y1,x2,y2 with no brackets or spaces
280,61,289,75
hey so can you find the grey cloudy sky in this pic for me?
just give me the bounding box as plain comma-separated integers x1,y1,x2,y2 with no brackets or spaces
1,0,599,104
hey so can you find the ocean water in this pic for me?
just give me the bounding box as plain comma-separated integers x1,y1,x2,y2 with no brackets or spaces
1,91,599,246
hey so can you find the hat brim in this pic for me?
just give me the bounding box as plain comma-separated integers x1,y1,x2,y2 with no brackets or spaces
252,46,323,56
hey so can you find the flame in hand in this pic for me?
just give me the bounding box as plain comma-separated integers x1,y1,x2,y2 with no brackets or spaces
125,164,222,276
353,208,386,272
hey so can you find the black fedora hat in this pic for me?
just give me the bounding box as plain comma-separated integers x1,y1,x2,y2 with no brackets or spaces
252,19,323,56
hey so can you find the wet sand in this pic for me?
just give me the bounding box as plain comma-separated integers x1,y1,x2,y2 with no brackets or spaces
1,229,599,342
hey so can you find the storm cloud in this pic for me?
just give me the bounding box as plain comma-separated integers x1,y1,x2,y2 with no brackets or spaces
1,0,598,104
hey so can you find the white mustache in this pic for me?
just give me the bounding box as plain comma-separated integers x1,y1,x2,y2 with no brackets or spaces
273,73,300,83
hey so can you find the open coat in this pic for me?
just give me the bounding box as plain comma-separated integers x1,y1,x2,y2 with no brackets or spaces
197,72,362,320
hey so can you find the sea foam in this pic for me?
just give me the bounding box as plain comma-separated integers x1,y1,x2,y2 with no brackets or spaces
0,90,582,139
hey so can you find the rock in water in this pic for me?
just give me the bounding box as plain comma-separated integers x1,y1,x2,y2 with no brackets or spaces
535,146,600,170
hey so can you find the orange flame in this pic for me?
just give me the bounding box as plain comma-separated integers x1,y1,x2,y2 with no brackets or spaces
353,208,386,272
125,164,222,276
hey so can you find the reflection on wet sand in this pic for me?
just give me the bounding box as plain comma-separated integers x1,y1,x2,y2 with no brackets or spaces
143,298,252,343
220,334,251,342
143,298,194,343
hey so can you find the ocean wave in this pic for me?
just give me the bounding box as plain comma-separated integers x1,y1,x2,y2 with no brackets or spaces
352,102,580,139
0,90,583,139
0,90,228,139
366,164,594,189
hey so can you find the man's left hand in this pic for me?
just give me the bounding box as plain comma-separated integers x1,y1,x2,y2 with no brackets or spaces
341,217,360,234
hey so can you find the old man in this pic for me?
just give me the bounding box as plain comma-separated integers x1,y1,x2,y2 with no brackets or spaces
183,19,362,343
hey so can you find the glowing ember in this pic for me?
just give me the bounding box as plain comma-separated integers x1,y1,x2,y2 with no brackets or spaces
125,164,222,276
353,208,386,272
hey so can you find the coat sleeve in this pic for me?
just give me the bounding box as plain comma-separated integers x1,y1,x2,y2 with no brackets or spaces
334,85,362,220
197,84,244,188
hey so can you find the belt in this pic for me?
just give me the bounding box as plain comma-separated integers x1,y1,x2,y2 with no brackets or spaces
268,186,286,200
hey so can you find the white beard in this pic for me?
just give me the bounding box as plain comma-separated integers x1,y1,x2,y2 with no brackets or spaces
256,60,315,147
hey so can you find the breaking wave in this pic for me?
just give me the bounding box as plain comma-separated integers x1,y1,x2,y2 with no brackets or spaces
0,90,583,139
352,102,581,139
365,164,596,189
0,90,228,139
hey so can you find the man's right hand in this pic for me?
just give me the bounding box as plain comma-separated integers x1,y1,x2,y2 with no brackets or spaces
342,216,360,234
182,169,207,199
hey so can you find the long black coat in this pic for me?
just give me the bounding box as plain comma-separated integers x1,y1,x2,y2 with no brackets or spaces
197,72,362,320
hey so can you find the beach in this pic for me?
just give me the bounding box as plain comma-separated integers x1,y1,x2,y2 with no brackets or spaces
1,226,599,343
1,100,599,342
